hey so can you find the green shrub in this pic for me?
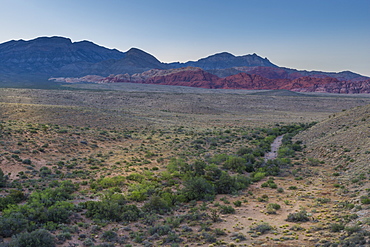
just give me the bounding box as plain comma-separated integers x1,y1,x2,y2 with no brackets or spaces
223,156,247,173
266,203,280,214
257,194,269,202
126,173,144,182
84,200,140,222
251,172,265,182
101,230,117,242
286,210,309,222
22,159,32,165
9,229,55,247
277,187,284,193
329,223,345,232
56,232,72,243
219,205,235,214
142,196,171,214
360,196,370,204
182,177,215,201
344,225,362,235
0,213,28,237
0,168,7,187
148,224,172,236
0,190,25,210
251,223,272,234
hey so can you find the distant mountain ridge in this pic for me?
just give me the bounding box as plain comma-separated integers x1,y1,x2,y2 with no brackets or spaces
1,36,369,93
169,52,277,70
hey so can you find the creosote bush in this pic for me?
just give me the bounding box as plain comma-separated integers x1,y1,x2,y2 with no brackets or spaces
286,210,310,222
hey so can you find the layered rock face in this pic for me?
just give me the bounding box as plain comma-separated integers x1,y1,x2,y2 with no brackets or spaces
56,67,370,94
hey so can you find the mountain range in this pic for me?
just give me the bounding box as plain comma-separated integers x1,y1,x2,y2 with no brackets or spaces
1,36,369,93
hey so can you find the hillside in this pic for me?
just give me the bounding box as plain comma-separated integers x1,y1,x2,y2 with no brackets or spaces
296,103,370,182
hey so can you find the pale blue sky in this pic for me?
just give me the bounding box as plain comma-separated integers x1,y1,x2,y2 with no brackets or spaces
1,0,369,76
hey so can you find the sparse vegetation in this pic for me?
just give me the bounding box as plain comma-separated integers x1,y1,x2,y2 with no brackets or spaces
0,86,369,246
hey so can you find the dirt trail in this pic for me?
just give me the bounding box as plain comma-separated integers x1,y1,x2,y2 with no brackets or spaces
264,135,284,161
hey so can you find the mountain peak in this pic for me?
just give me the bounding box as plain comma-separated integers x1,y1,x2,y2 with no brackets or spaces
172,51,277,70
209,52,235,58
33,36,72,44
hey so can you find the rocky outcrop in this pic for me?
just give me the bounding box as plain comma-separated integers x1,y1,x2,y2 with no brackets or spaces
289,79,370,94
98,70,370,94
49,75,105,83
51,67,370,94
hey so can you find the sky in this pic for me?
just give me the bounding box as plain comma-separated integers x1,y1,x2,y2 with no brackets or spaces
0,0,369,76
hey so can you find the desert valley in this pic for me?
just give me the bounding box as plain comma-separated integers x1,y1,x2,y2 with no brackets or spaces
0,37,369,247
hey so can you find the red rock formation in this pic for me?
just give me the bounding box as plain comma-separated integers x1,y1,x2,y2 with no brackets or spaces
214,73,289,89
143,69,219,88
51,67,370,94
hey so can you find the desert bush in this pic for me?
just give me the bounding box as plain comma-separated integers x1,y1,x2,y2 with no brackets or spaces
182,177,215,201
223,156,246,173
0,190,25,210
22,159,32,165
344,225,362,235
126,173,144,182
28,183,76,207
9,229,55,247
236,147,252,156
209,208,220,222
209,154,229,165
121,205,141,222
286,210,309,222
127,182,157,202
214,228,226,236
251,172,265,182
316,197,331,204
39,167,52,178
307,157,320,166
167,158,187,174
338,232,368,246
101,230,117,242
329,223,345,232
360,195,370,204
0,168,7,187
257,194,269,202
251,223,272,234
45,201,75,224
148,224,172,236
266,203,281,214
215,172,234,194
219,205,235,214
56,232,72,243
142,196,171,214
0,213,28,237
215,172,250,194
163,232,182,244
204,164,222,181
84,200,140,222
